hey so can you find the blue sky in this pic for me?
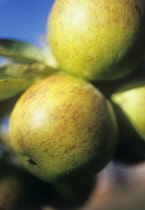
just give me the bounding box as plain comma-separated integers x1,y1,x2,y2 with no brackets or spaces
0,0,55,46
0,1,55,128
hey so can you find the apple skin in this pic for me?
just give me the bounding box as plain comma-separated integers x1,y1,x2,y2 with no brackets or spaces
47,0,145,81
111,80,145,157
10,73,118,183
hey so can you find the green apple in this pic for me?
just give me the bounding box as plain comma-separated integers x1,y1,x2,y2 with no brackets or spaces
9,73,118,183
47,0,145,81
111,80,145,157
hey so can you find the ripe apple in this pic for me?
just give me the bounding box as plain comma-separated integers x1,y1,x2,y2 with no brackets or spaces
47,0,145,81
111,80,145,157
10,73,118,183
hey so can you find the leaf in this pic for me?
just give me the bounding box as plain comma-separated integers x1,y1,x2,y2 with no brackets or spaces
0,78,33,101
0,39,46,64
0,63,57,79
0,62,58,101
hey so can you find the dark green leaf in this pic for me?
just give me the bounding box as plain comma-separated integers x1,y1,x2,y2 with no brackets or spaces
0,39,46,64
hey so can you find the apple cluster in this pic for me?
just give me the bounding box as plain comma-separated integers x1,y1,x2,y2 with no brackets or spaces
1,0,145,209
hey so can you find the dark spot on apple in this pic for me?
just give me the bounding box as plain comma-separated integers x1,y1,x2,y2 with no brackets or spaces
134,2,142,16
82,139,88,144
64,145,77,154
40,141,46,146
44,149,48,153
28,159,37,166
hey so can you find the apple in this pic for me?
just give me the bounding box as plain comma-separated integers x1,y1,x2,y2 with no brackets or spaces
10,73,118,183
47,0,145,81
